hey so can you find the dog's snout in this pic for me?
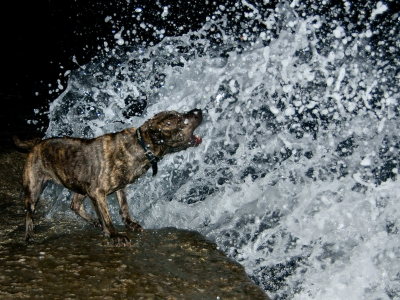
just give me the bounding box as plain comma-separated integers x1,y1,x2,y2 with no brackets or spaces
188,109,203,120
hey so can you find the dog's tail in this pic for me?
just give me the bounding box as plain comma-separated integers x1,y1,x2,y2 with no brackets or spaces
13,136,41,150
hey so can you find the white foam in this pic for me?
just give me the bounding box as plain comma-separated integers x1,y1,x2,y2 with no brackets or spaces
161,6,168,19
370,1,388,20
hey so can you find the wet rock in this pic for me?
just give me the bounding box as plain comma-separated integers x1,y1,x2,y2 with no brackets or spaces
0,226,269,299
0,150,270,299
0,151,26,195
0,151,27,240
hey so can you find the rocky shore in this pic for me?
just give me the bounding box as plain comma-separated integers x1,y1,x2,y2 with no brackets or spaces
0,144,270,299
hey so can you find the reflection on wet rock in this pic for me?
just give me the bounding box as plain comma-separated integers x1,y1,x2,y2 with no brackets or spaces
0,226,268,299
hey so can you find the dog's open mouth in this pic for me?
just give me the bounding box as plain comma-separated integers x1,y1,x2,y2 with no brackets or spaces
190,134,202,147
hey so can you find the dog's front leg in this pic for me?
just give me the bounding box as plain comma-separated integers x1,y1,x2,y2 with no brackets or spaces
116,189,143,232
70,193,101,227
88,191,130,246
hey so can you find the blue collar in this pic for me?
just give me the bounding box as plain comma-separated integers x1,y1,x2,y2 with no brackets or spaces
136,127,160,177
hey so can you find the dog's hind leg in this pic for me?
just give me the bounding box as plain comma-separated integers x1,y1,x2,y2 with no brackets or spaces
88,191,131,246
23,174,45,243
116,189,143,232
70,193,101,227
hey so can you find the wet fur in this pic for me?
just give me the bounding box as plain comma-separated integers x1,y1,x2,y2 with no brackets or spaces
20,109,202,245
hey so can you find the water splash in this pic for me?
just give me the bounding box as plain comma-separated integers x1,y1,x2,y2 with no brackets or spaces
41,1,400,299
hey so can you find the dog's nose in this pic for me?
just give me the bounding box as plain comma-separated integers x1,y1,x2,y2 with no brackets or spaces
189,109,202,120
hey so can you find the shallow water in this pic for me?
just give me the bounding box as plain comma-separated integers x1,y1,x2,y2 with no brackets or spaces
30,1,400,299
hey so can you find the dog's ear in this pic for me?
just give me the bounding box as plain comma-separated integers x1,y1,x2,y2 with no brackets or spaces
145,112,185,146
144,113,170,145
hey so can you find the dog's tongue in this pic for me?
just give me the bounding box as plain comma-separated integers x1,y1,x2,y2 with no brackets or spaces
192,135,202,147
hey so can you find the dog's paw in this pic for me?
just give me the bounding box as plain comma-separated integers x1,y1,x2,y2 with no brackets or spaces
25,233,35,244
110,233,131,247
90,219,102,228
126,221,143,232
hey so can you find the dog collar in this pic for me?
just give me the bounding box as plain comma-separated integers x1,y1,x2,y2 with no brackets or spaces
136,127,160,177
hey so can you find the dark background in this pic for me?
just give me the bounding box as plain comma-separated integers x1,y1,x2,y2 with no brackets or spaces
0,0,220,149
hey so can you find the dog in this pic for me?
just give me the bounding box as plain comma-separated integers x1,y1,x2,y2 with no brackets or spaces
15,109,203,245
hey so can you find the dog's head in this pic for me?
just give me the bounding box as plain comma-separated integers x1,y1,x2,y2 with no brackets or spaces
143,109,203,155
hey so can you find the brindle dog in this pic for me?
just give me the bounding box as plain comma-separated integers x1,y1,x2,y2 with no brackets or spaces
15,109,203,245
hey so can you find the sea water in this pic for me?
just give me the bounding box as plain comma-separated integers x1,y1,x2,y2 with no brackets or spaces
39,1,400,299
